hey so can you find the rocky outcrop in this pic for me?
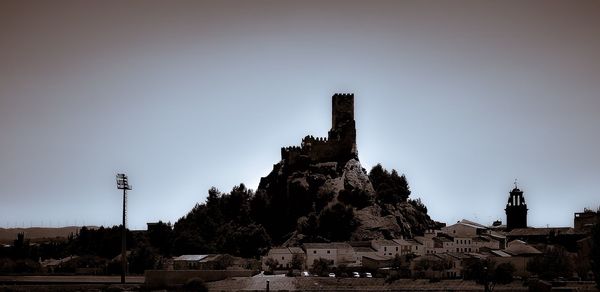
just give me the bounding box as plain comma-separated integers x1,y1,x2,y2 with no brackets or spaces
257,156,439,244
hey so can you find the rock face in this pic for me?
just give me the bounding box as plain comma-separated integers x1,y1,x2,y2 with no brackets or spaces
258,155,439,245
255,94,439,245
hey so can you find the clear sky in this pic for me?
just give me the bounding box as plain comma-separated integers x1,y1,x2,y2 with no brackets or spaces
1,1,599,230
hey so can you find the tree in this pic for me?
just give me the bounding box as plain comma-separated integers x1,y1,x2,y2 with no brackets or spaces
128,242,159,274
412,258,432,278
214,254,234,270
369,164,411,204
183,277,208,292
310,258,332,276
527,245,573,280
408,198,428,214
264,257,279,273
591,223,600,289
463,259,494,282
392,254,403,270
493,262,515,284
147,221,173,256
317,203,357,241
291,253,304,270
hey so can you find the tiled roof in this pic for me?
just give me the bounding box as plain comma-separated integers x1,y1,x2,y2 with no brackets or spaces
460,219,487,229
472,236,491,242
489,250,512,257
269,248,292,254
363,254,393,261
173,254,208,261
353,246,376,252
433,237,453,243
507,227,576,237
372,239,398,246
288,247,304,254
505,240,542,255
303,242,351,249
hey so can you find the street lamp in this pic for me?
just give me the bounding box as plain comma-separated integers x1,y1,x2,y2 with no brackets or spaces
116,173,132,284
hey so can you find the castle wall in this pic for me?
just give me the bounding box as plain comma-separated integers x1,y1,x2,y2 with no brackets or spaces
280,93,358,167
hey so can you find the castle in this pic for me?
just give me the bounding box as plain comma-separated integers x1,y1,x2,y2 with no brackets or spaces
281,93,358,168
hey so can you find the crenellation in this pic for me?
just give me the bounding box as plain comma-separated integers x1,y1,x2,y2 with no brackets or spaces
281,93,358,168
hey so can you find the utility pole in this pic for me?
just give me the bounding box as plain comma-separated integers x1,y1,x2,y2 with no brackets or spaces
116,173,132,284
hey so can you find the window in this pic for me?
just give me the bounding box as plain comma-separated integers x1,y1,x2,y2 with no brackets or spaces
282,257,285,260
327,250,330,254
396,247,398,251
456,248,459,252
384,247,387,251
313,251,316,254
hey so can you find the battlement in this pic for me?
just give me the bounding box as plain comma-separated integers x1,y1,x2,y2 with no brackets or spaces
302,135,328,145
281,94,358,168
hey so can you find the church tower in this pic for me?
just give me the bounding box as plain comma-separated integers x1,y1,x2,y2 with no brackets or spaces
505,181,528,230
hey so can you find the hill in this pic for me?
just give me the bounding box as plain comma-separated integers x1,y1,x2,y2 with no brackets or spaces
0,226,86,243
172,94,440,257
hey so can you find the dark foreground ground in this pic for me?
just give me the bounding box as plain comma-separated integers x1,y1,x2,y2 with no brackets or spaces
0,275,598,291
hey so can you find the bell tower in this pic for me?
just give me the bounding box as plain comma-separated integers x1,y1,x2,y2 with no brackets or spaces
505,180,528,231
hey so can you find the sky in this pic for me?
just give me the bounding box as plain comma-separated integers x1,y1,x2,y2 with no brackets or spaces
1,0,599,230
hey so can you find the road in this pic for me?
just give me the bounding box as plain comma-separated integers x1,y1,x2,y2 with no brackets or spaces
0,275,144,285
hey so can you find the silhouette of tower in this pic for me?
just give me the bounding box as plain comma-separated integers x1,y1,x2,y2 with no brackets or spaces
328,93,357,161
505,181,528,230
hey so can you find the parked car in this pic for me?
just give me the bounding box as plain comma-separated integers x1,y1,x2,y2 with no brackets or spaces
328,273,336,278
352,272,360,278
301,271,310,277
363,272,372,278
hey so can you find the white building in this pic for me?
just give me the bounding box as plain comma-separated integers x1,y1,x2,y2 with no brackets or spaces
262,247,305,270
371,239,401,257
303,242,355,267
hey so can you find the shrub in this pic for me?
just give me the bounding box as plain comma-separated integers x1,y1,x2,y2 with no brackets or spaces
183,277,208,292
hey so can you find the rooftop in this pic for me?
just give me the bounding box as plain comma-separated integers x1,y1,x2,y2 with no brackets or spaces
173,254,208,261
303,242,351,250
372,239,398,246
353,246,376,253
505,240,542,256
507,227,578,237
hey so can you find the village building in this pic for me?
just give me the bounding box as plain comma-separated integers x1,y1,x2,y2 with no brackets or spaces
393,238,424,256
371,239,402,257
362,254,394,270
432,235,454,253
506,227,586,251
173,254,225,270
574,209,600,232
442,219,488,237
261,247,305,270
303,242,355,267
349,241,377,266
414,236,434,254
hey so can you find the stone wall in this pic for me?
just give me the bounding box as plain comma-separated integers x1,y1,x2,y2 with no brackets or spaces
144,269,255,288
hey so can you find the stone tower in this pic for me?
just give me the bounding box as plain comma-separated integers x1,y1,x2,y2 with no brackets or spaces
280,93,358,168
328,93,357,162
505,184,528,230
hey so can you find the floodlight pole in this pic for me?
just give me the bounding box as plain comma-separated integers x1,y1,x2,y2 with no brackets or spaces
121,185,126,283
116,173,131,284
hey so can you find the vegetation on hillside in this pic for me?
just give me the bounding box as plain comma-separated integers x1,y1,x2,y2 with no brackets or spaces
172,163,432,257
